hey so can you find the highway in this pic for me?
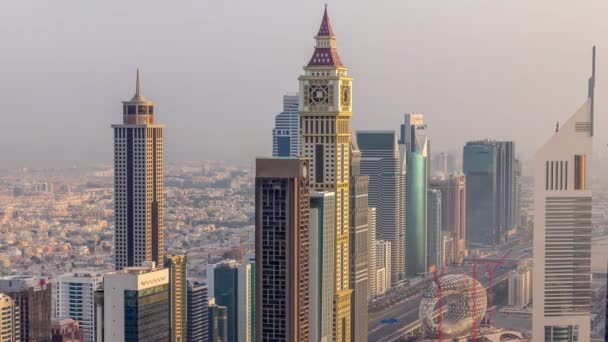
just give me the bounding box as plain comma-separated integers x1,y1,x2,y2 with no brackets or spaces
368,242,532,341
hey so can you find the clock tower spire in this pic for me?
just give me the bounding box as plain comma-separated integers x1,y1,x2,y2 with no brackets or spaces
299,6,353,342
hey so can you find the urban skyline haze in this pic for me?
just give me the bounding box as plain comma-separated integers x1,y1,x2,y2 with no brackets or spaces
0,0,607,167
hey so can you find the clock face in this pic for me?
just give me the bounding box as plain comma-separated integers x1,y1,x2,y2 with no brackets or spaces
307,84,330,105
301,164,308,179
341,84,351,106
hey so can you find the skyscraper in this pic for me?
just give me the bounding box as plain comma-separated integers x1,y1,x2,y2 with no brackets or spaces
375,241,392,296
298,7,352,340
367,208,378,299
272,93,300,158
54,272,103,342
430,174,466,264
463,140,515,247
113,70,165,269
165,255,188,342
208,299,228,342
357,131,406,284
209,262,238,342
0,276,52,342
349,139,369,342
400,113,429,277
186,281,208,342
255,158,310,342
103,262,170,342
427,189,442,270
0,293,20,342
532,47,595,342
310,191,335,342
238,255,255,342
514,158,522,228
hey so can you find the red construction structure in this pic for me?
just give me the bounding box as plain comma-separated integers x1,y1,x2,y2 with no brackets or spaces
430,249,518,341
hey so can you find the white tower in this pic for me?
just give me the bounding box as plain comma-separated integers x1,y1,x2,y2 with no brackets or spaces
532,47,595,341
113,70,165,270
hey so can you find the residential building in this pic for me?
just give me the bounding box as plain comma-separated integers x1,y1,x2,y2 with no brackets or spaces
165,255,187,342
238,255,255,342
430,174,466,264
54,272,103,342
357,131,406,284
113,70,165,269
298,7,353,339
255,158,310,341
349,138,369,342
186,280,208,342
400,113,429,277
51,318,83,342
103,261,170,342
0,293,20,342
310,191,335,342
368,208,378,299
272,93,300,158
427,189,442,270
0,275,52,342
532,47,595,341
375,241,392,296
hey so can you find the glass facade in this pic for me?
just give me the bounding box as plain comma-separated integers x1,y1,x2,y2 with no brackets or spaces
406,152,427,277
123,284,170,342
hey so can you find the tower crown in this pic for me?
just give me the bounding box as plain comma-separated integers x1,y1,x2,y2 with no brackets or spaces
122,69,155,124
307,6,343,68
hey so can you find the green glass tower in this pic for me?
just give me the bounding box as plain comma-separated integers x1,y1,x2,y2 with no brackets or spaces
400,113,429,277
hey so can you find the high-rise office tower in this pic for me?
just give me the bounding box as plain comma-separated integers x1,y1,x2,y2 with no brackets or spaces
0,293,20,342
298,7,352,340
400,113,429,277
310,191,335,342
532,47,595,342
357,131,406,284
238,255,255,342
93,290,104,342
514,158,522,228
349,139,369,342
54,272,103,342
255,158,310,342
375,240,392,296
208,261,238,342
104,261,170,342
186,280,208,342
208,299,228,342
272,93,300,158
430,174,466,264
165,255,188,342
427,189,442,269
431,151,457,177
367,208,377,299
0,276,52,342
113,70,165,270
463,140,515,247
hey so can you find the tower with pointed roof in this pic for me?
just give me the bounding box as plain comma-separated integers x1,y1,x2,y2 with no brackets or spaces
299,7,353,341
112,70,165,270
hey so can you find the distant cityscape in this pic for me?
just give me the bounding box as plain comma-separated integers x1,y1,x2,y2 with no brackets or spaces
0,5,607,342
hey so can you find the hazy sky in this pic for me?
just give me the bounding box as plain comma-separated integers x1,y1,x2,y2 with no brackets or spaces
1,0,607,167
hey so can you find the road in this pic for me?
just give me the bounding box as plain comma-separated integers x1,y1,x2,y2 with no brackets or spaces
368,242,532,341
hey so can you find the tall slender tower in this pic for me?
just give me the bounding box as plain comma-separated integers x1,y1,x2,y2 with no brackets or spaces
299,6,353,341
532,47,595,341
113,70,165,270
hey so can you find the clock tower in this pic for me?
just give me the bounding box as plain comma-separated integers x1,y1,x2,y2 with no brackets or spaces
299,6,353,341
